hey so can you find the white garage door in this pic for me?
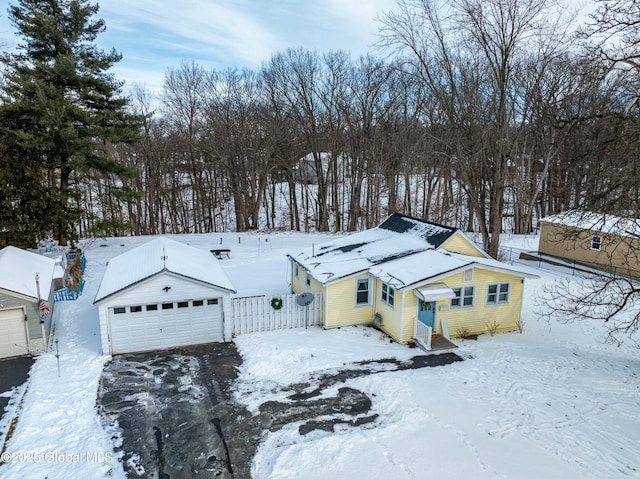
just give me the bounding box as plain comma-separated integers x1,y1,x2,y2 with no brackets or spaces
108,298,223,354
0,308,28,359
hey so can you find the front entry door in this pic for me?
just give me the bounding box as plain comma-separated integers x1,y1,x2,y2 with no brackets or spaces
418,300,436,329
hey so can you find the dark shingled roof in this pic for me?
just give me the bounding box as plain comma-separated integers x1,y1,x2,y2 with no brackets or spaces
378,213,457,248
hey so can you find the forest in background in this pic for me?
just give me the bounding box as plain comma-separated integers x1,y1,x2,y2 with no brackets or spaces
1,0,639,259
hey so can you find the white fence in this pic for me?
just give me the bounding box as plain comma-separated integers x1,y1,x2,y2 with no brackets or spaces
231,292,322,336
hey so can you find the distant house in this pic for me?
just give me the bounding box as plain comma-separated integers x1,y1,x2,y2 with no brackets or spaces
293,152,347,184
288,213,538,348
538,211,640,277
94,237,236,355
0,246,56,358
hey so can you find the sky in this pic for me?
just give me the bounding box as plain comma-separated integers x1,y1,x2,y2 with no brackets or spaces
0,0,398,96
0,0,593,101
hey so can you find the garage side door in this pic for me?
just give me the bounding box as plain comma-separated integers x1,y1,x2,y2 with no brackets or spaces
108,298,223,354
0,308,28,359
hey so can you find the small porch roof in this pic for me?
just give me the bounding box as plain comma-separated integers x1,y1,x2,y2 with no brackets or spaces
413,283,456,301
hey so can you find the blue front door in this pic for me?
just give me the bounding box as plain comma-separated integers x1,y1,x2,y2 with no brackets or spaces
418,300,436,329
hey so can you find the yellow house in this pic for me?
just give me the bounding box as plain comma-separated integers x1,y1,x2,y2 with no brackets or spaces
538,211,640,278
288,213,538,349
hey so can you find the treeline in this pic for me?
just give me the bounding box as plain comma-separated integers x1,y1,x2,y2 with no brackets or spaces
2,0,639,258
86,0,640,258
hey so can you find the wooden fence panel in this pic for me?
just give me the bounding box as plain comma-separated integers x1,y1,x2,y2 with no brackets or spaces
231,292,322,336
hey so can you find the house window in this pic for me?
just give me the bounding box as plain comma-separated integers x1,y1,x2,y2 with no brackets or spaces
192,300,204,307
451,286,474,308
487,283,510,305
305,272,311,287
381,283,395,307
162,302,174,310
591,235,602,251
295,265,299,277
177,301,189,308
207,298,219,305
464,269,473,282
146,304,158,311
130,305,142,313
356,278,370,305
113,307,126,314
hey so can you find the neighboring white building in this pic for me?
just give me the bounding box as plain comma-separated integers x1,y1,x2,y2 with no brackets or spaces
94,237,236,355
0,246,56,358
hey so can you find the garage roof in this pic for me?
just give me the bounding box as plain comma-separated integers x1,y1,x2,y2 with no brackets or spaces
94,237,236,303
0,246,56,300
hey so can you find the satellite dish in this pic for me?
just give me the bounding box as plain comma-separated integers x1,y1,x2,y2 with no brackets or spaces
296,292,314,306
296,293,315,329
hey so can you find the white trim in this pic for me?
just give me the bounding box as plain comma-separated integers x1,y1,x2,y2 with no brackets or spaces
450,285,475,309
354,277,371,307
381,283,395,308
486,282,511,306
464,268,474,282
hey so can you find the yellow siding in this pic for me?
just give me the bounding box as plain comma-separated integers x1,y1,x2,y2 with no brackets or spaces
401,291,419,343
290,260,327,324
434,269,524,338
440,233,485,257
325,276,374,327
375,280,405,343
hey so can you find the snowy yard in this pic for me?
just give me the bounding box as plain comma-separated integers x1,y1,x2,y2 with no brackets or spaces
1,232,639,478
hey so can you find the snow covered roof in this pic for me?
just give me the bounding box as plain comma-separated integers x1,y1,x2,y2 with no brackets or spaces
94,237,236,303
369,249,538,290
378,213,457,248
289,212,537,287
369,250,473,289
289,213,459,285
540,210,640,238
0,246,56,300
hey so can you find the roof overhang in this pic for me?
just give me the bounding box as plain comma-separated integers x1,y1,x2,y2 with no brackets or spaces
94,269,236,304
414,283,456,301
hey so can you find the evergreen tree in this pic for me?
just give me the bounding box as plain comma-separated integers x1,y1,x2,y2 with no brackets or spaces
0,0,141,247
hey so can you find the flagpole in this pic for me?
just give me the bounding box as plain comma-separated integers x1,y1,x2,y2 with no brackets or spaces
35,273,48,351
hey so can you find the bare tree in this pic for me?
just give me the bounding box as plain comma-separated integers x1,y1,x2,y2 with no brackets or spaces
379,0,574,256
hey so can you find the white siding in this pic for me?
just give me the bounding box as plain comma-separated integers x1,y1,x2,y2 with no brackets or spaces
97,271,231,355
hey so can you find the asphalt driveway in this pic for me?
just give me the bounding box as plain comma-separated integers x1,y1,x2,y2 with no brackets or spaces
99,343,462,478
0,356,35,440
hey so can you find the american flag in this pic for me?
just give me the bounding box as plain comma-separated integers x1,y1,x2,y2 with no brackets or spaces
38,299,50,315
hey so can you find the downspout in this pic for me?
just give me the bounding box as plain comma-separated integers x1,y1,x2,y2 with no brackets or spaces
399,288,406,343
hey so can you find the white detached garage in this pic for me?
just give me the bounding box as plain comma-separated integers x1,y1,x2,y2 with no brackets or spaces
94,237,236,355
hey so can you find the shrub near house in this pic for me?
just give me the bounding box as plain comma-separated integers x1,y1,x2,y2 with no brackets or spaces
289,213,538,344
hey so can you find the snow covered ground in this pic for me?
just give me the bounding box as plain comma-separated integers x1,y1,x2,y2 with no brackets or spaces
1,231,639,478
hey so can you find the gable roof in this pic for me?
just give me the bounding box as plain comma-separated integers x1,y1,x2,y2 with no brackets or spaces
369,249,538,290
0,246,56,300
289,213,459,285
94,237,236,303
290,213,537,286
